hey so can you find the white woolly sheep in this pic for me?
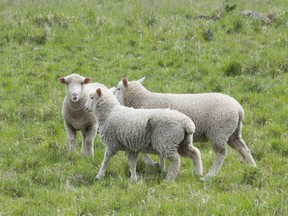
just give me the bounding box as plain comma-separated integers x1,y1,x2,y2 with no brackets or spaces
85,88,203,181
114,77,257,178
58,73,108,157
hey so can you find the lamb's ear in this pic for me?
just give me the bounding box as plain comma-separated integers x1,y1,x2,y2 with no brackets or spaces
123,77,128,87
136,77,145,83
109,87,116,94
84,77,92,84
58,77,66,84
96,88,102,97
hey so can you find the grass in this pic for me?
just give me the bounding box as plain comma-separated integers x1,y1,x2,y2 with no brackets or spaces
0,0,287,215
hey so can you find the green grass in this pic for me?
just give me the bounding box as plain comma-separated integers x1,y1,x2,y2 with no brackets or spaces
0,0,287,215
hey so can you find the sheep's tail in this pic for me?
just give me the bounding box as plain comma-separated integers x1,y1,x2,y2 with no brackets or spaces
184,119,195,135
232,106,245,138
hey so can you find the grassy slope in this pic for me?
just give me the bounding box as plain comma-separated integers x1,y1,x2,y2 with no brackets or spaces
0,0,287,215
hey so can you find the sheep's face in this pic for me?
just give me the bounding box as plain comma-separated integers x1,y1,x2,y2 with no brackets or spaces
115,80,126,105
58,74,91,102
115,77,145,105
85,88,103,113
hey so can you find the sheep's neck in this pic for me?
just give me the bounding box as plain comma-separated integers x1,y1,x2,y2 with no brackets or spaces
66,98,85,112
95,102,115,123
126,89,150,107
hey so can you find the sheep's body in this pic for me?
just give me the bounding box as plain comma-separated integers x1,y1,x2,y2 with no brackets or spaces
85,88,203,181
58,74,108,157
115,78,257,177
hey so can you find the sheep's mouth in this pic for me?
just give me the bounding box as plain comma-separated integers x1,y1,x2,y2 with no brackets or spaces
72,97,78,102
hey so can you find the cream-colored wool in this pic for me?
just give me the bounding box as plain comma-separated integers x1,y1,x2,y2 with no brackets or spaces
58,73,108,157
115,77,256,177
85,88,203,181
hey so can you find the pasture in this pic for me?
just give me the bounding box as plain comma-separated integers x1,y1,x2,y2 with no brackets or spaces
0,0,287,215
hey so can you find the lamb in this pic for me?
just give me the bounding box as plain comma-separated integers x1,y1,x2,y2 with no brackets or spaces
84,87,203,181
58,73,108,157
114,77,257,178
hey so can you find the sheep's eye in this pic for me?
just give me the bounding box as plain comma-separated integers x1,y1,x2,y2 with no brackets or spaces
90,97,93,100
117,88,120,91
66,83,69,86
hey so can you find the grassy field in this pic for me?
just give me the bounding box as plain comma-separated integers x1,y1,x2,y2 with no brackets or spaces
0,0,287,215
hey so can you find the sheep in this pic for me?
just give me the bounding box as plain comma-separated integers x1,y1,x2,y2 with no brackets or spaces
58,73,108,157
114,77,257,178
85,87,203,181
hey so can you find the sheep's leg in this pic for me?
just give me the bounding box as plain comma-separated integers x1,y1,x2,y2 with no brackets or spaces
159,156,166,172
95,147,116,180
228,136,256,167
65,123,77,154
81,127,97,157
178,145,203,177
166,153,180,181
128,152,139,182
206,140,227,178
142,154,165,172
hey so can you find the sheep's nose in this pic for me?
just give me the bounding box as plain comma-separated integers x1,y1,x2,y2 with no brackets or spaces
72,92,78,97
72,92,79,101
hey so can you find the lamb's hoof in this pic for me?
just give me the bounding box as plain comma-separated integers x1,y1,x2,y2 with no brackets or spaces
95,175,103,181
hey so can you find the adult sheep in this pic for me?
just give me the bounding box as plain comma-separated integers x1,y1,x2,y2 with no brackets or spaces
114,77,257,177
85,88,203,181
58,73,108,157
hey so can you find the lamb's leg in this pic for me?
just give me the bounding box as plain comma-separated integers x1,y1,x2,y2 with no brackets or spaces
206,139,227,178
128,152,139,182
142,154,166,172
65,123,77,154
166,153,180,181
95,147,116,180
228,135,256,167
178,145,203,177
81,127,97,157
159,156,166,172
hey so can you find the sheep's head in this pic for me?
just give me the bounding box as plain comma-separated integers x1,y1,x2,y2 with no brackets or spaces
58,73,92,102
85,88,101,113
115,77,145,105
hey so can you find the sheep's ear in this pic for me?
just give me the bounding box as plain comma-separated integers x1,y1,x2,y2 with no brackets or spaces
84,77,92,84
58,77,66,84
96,88,102,97
136,77,145,83
123,77,128,87
109,87,116,94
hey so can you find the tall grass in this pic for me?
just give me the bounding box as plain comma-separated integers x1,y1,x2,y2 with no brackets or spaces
0,0,287,215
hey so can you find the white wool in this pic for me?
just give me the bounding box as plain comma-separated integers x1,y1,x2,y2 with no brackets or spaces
115,77,256,178
58,73,108,157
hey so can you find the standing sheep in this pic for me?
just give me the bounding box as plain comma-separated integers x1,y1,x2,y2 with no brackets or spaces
114,77,257,177
58,73,108,157
85,88,203,181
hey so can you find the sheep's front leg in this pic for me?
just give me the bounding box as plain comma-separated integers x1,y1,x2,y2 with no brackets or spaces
128,152,139,182
95,147,116,180
142,154,165,172
81,127,97,157
64,123,77,154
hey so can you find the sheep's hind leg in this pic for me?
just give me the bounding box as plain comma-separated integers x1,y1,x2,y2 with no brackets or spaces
166,153,180,181
95,147,116,180
228,135,256,167
128,152,139,182
206,139,227,178
178,145,203,177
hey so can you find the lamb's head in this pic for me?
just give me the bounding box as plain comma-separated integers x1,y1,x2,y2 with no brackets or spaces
85,88,120,114
58,73,91,102
115,77,145,105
